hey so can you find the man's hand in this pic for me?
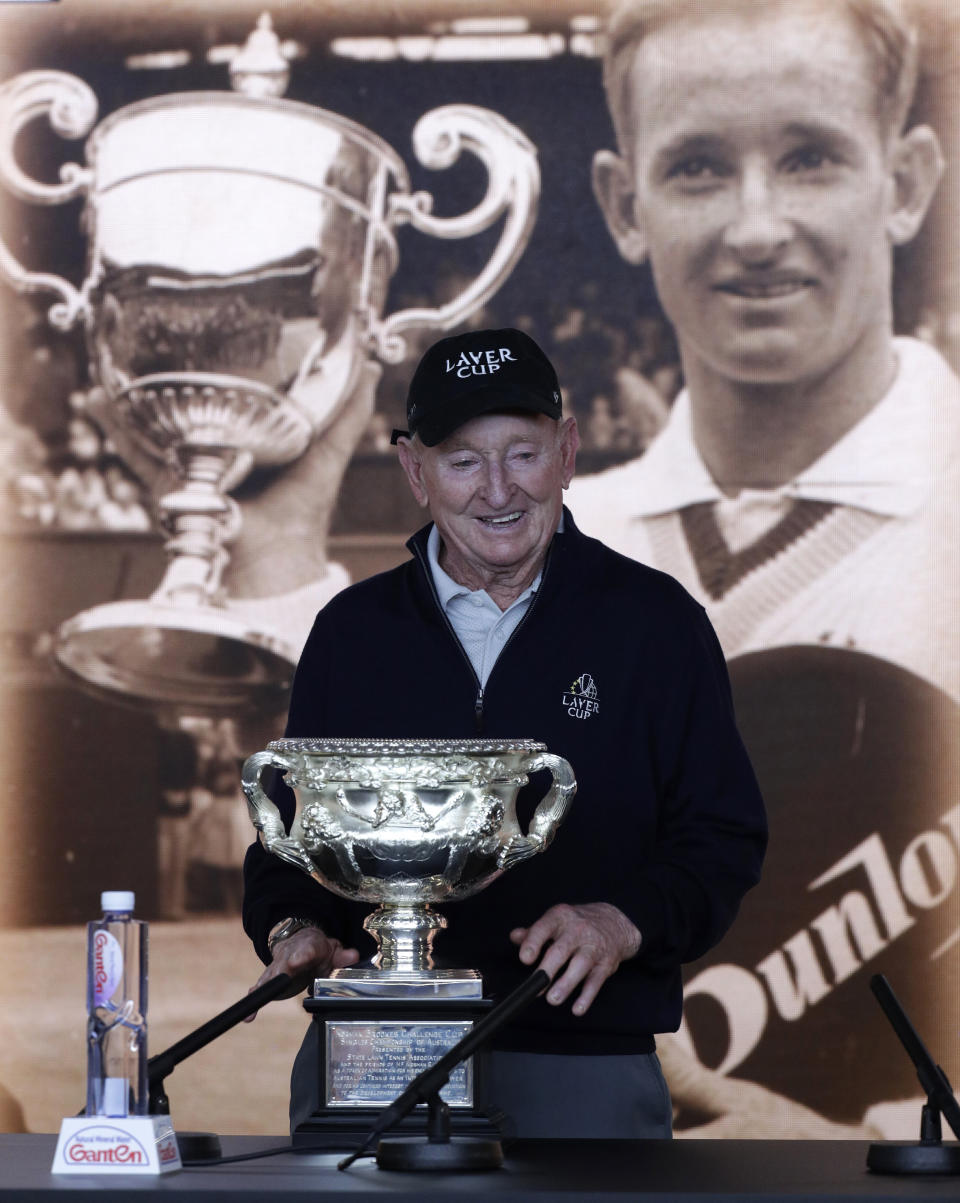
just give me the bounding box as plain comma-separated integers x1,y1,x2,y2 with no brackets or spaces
244,926,360,1021
225,361,381,598
510,902,641,1017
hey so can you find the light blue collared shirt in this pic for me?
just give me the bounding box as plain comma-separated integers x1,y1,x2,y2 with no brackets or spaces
426,524,540,687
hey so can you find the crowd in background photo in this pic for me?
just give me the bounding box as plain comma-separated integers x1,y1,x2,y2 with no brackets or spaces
0,268,687,536
7,275,957,538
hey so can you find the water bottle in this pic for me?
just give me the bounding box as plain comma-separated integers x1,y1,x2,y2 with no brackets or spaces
86,890,148,1117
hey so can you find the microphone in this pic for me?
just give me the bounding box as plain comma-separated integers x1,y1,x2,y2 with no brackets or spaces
866,973,960,1176
338,968,550,1172
148,971,308,1161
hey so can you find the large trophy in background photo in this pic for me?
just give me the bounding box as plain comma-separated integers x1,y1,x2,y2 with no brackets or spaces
242,737,576,1144
0,14,539,715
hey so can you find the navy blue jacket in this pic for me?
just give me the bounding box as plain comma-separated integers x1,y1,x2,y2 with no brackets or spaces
242,510,766,1053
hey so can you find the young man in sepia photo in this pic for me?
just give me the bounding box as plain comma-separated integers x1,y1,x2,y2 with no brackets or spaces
570,0,958,1137
573,0,956,696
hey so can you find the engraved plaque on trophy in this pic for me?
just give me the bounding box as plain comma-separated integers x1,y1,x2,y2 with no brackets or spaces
242,737,575,1143
326,1020,474,1109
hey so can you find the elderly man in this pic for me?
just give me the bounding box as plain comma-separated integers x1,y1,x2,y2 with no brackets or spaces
242,327,766,1139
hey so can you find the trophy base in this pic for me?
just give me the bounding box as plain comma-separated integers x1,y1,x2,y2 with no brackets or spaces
296,1110,502,1152
55,598,296,715
295,996,499,1150
315,968,484,1000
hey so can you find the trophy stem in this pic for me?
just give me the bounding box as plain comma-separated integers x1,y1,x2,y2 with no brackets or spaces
153,444,251,606
364,902,447,974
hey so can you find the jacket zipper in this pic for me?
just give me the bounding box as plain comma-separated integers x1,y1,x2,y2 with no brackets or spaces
411,535,553,733
411,541,486,730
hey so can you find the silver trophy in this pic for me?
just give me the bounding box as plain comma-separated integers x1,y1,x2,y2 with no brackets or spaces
242,737,576,994
0,16,540,713
241,737,575,1116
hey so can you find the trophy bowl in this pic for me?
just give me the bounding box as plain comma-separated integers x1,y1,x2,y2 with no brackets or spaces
242,737,576,996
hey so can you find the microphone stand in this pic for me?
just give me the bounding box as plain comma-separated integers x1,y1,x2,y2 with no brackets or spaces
866,973,960,1176
147,971,306,1161
338,968,550,1173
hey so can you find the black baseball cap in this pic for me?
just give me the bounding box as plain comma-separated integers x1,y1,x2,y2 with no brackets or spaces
391,327,563,447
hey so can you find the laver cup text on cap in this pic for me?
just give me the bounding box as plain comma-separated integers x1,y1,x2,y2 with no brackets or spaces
393,327,562,446
446,347,518,377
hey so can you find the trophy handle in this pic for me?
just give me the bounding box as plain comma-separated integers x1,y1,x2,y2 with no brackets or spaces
241,750,316,878
0,71,97,330
371,104,540,364
498,752,577,870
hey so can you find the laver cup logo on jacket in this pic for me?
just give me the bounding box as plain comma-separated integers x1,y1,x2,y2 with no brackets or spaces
562,673,599,719
445,346,518,378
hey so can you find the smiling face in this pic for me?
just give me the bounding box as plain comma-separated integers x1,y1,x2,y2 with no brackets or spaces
398,412,579,599
594,4,940,392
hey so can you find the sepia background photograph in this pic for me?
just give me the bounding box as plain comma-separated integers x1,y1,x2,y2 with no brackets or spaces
0,0,956,1141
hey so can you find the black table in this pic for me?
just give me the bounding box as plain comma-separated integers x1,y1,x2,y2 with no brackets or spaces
2,1135,959,1201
